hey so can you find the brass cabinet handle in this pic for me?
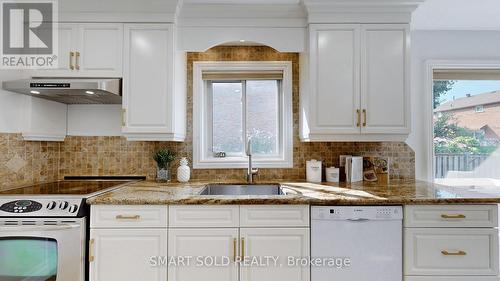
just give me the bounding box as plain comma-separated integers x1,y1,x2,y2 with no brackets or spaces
75,51,80,70
89,238,95,262
441,250,467,256
241,237,245,259
69,52,75,70
122,109,126,126
356,109,361,127
233,238,237,262
115,214,140,220
362,109,367,127
441,214,466,219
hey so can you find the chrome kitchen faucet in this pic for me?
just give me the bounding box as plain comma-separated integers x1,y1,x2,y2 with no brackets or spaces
246,138,259,183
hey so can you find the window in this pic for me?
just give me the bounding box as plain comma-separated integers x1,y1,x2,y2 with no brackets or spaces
432,68,500,188
193,62,293,169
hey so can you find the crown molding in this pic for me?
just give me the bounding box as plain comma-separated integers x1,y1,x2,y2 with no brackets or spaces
178,3,307,27
304,0,426,23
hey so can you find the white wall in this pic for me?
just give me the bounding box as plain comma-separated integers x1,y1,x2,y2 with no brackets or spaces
412,0,500,30
408,30,500,180
0,71,29,133
67,105,122,136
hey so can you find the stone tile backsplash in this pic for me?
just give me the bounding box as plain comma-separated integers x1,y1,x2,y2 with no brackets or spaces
0,133,59,191
0,46,415,190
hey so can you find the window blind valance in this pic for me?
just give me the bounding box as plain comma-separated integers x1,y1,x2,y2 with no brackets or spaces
434,69,500,80
202,70,283,80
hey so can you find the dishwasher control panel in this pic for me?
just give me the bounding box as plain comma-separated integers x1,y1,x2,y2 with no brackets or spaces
311,206,403,220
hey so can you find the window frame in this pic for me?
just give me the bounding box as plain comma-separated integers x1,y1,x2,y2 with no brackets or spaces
424,60,500,181
475,105,485,113
193,61,293,169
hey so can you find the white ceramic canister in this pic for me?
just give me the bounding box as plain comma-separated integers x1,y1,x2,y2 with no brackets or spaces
306,159,322,183
325,167,340,182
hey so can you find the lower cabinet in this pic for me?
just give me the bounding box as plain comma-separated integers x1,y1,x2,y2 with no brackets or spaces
168,228,239,281
89,205,310,281
89,228,168,281
240,228,310,281
404,205,499,281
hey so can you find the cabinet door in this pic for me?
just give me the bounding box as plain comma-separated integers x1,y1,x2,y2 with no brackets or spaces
30,23,78,77
56,23,78,72
361,24,410,134
168,228,239,281
77,23,123,77
89,228,167,281
240,228,310,281
309,24,360,135
122,24,174,136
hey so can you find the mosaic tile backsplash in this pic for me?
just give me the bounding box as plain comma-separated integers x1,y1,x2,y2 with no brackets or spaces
0,46,415,190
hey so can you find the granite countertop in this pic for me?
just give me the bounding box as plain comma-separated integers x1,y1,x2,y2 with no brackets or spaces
86,179,500,205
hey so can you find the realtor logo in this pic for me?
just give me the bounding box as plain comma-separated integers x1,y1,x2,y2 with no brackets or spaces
0,0,58,69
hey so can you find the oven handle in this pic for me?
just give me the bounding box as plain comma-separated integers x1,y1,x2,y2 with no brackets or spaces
0,224,81,231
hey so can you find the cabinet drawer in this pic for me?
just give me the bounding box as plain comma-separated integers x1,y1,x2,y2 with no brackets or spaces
169,205,239,227
404,205,498,228
404,228,499,276
406,277,500,281
90,205,168,228
240,205,309,227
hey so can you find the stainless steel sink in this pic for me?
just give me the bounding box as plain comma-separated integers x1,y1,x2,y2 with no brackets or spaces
200,184,284,196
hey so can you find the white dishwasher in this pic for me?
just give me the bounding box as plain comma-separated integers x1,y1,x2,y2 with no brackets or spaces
311,206,403,281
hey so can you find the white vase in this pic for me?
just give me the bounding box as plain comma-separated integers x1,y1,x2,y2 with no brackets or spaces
177,157,191,183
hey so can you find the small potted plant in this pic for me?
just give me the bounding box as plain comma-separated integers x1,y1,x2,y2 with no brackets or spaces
153,149,176,182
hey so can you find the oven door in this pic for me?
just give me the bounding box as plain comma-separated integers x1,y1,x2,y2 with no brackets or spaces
0,218,85,281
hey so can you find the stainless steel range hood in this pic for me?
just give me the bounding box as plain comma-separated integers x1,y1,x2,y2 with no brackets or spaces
2,78,122,104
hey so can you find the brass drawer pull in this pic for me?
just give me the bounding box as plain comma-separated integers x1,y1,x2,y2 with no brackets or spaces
122,108,126,126
116,215,140,220
362,109,367,127
233,238,237,262
241,237,245,259
69,52,75,70
441,214,466,219
75,51,80,70
441,250,467,256
356,109,361,127
89,238,95,262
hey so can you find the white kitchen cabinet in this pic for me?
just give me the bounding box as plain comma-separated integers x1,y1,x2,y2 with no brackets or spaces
404,205,500,280
91,205,168,228
405,228,499,276
53,23,78,72
77,23,123,76
89,228,167,281
32,23,123,77
361,24,410,134
168,228,239,281
301,24,410,141
169,205,240,227
307,24,360,135
122,24,186,141
240,228,310,281
240,205,309,227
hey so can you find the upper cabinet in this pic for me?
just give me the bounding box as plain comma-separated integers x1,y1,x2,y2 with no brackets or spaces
122,24,186,141
32,23,123,78
300,24,410,142
18,22,186,142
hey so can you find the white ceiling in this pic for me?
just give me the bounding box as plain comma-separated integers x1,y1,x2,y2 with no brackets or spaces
184,0,300,4
412,0,500,30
